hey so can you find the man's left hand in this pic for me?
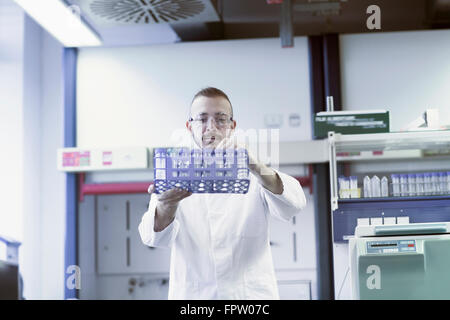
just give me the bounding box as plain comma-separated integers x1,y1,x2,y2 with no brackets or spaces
214,137,283,194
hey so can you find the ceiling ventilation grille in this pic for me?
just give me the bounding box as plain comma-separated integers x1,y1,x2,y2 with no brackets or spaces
90,0,204,23
76,0,219,25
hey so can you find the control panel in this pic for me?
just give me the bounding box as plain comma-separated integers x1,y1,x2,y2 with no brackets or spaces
366,240,416,254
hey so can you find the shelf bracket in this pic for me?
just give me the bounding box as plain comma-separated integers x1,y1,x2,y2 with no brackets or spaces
328,131,338,211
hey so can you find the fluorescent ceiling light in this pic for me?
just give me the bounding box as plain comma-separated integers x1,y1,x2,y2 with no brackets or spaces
14,0,102,47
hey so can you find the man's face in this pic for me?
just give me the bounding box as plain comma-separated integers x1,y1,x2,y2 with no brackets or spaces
186,96,236,149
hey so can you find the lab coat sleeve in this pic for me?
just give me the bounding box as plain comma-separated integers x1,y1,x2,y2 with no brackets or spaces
138,193,180,249
259,169,307,222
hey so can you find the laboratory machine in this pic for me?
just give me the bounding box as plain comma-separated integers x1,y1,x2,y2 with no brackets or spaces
349,222,450,299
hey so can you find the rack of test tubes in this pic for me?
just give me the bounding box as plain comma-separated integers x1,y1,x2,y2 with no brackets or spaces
153,147,250,194
391,172,450,197
338,172,450,199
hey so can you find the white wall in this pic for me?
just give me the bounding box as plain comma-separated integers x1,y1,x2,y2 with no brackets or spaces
38,28,66,300
21,12,42,300
340,29,450,131
0,0,24,244
0,1,66,299
22,19,65,300
76,37,312,149
336,29,450,299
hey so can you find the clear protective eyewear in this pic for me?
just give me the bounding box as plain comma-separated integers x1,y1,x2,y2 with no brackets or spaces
189,114,233,128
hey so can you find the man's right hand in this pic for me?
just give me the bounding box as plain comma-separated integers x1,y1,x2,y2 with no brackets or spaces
148,184,192,232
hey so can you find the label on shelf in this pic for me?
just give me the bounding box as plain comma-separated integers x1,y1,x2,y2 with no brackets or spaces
57,147,148,172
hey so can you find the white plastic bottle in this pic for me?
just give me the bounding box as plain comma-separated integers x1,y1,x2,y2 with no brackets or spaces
363,176,372,198
381,176,389,197
371,175,381,198
350,176,358,198
338,176,346,199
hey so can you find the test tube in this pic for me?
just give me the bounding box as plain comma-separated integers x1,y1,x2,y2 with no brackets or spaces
408,174,416,196
391,174,400,197
431,172,439,195
193,149,202,168
381,176,389,197
350,176,358,198
439,172,447,195
180,147,190,169
447,172,450,195
203,149,214,167
415,173,424,196
338,176,349,198
400,174,408,197
424,173,432,196
214,149,224,168
237,149,247,168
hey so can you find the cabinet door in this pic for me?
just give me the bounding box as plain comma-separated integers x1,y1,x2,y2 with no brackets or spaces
97,194,170,274
269,214,300,269
269,192,316,270
278,280,311,300
129,194,171,274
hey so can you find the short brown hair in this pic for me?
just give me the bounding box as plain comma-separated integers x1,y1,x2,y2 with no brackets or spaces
191,87,233,118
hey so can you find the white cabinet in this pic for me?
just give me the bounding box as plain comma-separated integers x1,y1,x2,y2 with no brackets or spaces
278,280,311,300
96,194,170,274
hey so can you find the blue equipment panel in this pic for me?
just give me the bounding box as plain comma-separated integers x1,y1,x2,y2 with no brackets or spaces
333,196,450,243
153,147,250,194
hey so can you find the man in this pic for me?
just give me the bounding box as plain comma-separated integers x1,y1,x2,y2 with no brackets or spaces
139,87,306,299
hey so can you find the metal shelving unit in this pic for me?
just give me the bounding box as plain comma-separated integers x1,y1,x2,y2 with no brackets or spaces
328,130,450,211
327,130,450,243
334,130,450,153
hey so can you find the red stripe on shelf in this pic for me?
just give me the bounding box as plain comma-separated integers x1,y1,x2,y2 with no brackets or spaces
77,167,314,201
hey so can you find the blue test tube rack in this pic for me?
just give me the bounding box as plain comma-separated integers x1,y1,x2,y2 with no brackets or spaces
153,147,250,194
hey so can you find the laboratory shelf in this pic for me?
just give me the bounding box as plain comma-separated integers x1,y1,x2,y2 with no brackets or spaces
338,195,450,203
333,196,450,243
334,130,450,153
327,130,450,212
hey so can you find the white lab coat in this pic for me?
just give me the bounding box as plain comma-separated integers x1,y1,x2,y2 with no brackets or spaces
138,169,306,300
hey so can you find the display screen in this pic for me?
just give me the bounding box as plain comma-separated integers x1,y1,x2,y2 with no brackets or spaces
370,243,397,248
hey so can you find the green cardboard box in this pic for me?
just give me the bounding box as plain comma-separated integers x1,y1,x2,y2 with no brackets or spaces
314,110,390,138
